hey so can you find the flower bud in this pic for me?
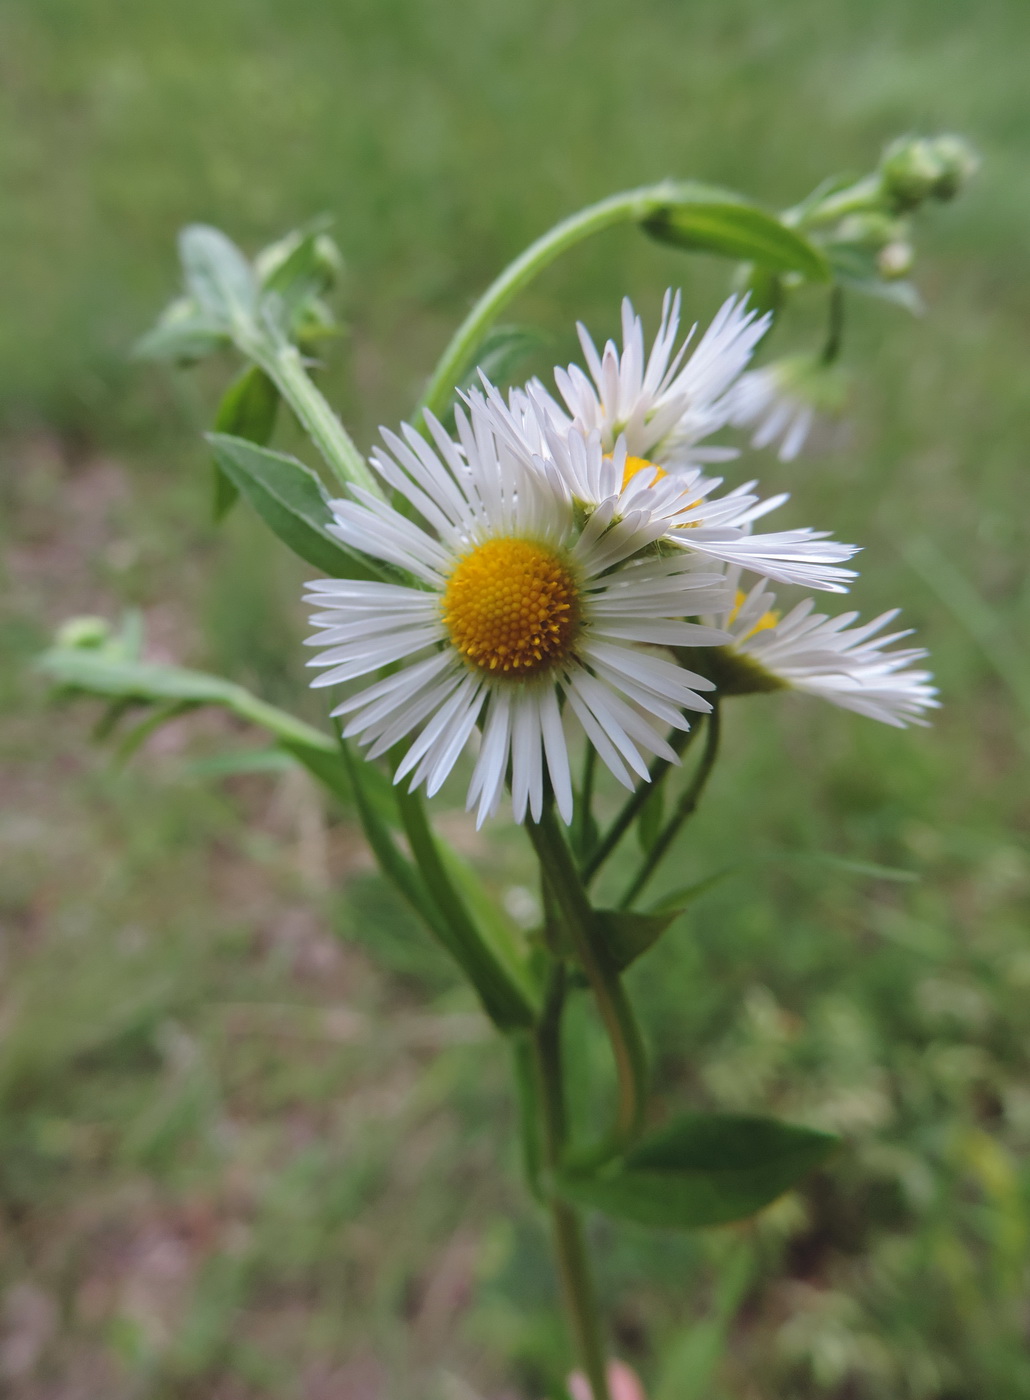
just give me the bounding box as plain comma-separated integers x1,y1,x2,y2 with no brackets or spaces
56,616,111,650
879,135,979,211
877,240,915,279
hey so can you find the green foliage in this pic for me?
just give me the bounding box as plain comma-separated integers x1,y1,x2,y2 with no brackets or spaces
560,1114,839,1228
2,0,1028,1396
643,185,830,280
208,432,382,578
212,367,280,520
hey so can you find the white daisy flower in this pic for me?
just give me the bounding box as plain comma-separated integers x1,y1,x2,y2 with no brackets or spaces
530,290,771,470
697,570,939,726
304,407,732,827
727,354,849,462
475,381,860,594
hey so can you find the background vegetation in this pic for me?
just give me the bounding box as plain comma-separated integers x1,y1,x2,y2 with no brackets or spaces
1,0,1029,1396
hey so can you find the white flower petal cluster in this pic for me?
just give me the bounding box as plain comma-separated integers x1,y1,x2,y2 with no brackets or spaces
305,290,937,827
306,404,731,826
710,570,939,726
528,290,771,469
476,379,859,593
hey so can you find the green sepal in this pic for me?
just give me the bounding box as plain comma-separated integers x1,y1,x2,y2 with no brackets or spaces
558,1113,839,1228
644,185,830,281
212,367,280,521
207,433,381,579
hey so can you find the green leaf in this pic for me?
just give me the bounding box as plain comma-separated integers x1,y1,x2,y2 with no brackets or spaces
185,748,299,778
646,867,738,915
212,368,280,521
559,1113,839,1228
593,907,681,972
637,784,664,854
207,433,380,579
257,221,341,333
134,297,226,364
179,224,257,328
644,188,830,281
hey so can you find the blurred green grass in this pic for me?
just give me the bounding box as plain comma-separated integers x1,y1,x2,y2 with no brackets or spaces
1,0,1029,1397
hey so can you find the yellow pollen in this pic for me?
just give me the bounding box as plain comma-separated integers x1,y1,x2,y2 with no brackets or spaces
442,537,581,678
621,455,667,488
728,588,780,640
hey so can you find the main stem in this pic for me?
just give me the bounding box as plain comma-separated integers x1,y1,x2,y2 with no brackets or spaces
417,181,690,423
528,806,647,1154
534,967,612,1400
237,326,378,494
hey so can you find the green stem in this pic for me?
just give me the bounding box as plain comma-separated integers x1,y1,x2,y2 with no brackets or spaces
528,806,647,1153
532,965,612,1400
583,722,702,885
417,181,693,423
618,701,722,908
821,284,845,365
573,745,598,862
238,329,377,495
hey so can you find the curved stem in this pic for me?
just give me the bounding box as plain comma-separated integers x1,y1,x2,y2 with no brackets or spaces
532,965,612,1400
583,721,702,885
417,181,690,423
528,805,648,1154
618,701,721,908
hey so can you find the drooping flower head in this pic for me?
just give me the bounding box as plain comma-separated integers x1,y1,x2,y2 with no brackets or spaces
726,353,850,462
475,379,860,594
305,404,732,826
691,568,938,726
530,290,771,470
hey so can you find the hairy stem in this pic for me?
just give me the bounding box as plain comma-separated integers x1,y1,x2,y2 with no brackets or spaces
238,329,377,494
417,181,698,423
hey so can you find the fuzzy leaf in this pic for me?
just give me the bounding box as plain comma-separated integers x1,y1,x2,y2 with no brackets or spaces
211,368,281,521
179,225,258,327
208,433,380,579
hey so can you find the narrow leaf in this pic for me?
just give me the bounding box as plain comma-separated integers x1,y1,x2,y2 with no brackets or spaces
179,225,257,327
644,192,830,281
134,297,226,364
212,368,280,521
208,433,380,579
559,1113,839,1228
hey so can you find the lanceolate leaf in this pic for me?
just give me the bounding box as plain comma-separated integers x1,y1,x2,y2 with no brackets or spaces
208,433,382,579
559,1113,839,1228
644,188,830,281
179,224,257,327
212,367,281,520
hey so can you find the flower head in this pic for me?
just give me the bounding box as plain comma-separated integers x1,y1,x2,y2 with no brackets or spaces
532,290,771,470
475,379,860,594
727,353,849,462
305,405,731,825
697,570,938,726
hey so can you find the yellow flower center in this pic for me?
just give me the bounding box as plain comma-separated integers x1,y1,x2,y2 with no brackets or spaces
442,537,581,678
621,455,668,488
728,589,780,641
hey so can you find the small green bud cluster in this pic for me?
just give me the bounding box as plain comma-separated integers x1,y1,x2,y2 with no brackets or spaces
879,134,980,212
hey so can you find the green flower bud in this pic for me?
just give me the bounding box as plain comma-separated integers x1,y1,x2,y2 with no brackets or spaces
877,240,915,279
879,135,979,211
56,616,111,650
